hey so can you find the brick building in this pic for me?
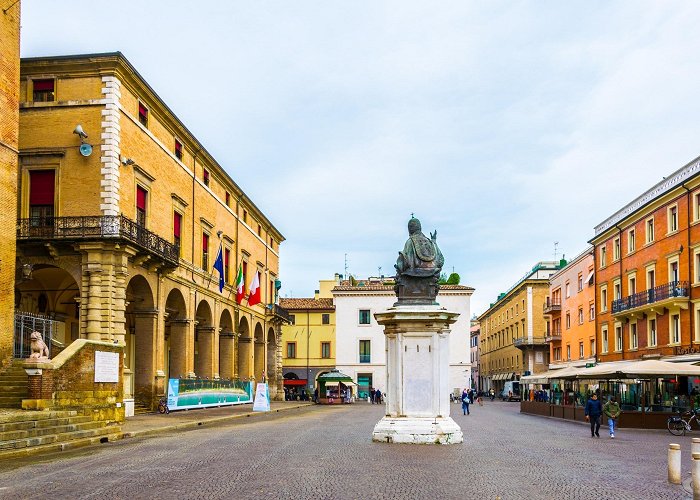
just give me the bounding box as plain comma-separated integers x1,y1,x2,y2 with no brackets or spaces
545,248,595,368
591,155,700,364
0,1,20,367
15,53,287,414
478,261,561,393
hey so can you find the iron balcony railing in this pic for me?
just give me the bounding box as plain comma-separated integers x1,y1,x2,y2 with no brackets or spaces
543,298,561,314
513,336,548,347
267,304,291,323
359,354,371,363
612,280,689,314
545,329,562,341
17,215,179,265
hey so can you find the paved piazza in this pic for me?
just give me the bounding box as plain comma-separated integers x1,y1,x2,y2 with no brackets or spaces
0,401,693,499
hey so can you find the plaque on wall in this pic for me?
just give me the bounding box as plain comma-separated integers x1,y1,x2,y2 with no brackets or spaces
94,351,119,383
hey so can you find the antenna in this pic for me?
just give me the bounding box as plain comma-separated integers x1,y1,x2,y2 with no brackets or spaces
344,253,348,280
554,242,559,261
378,266,382,277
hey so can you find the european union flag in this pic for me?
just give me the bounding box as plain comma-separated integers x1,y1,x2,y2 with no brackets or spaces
213,243,225,293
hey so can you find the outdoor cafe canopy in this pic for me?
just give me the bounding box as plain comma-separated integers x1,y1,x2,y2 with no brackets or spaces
520,360,700,383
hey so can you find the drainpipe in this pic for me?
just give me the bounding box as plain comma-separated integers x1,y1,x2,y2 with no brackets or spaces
683,183,693,347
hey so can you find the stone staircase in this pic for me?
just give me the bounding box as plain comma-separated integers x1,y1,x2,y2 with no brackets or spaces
0,410,122,459
0,361,28,408
133,401,153,415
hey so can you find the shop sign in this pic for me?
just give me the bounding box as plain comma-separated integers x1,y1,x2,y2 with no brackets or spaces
675,347,700,355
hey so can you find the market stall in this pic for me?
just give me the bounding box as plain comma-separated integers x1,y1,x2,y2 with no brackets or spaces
316,370,357,404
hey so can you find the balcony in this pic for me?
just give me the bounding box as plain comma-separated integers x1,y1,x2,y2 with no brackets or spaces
543,298,561,315
17,215,179,266
545,329,562,342
266,304,291,324
359,354,371,363
611,281,689,318
513,336,548,348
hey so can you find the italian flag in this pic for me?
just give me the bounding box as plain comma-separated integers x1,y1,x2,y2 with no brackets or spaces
248,270,261,306
235,264,245,304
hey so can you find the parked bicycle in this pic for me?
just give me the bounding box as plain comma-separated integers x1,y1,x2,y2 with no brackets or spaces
158,397,170,414
667,408,700,435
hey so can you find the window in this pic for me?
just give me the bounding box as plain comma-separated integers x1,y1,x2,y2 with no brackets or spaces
321,342,331,359
695,250,700,284
173,211,182,252
628,276,636,295
136,185,147,226
175,139,183,160
138,102,148,127
646,217,655,243
225,191,230,207
647,268,656,290
669,205,678,233
590,339,595,356
630,323,638,350
286,342,296,358
695,192,700,222
589,302,595,321
565,313,571,329
32,79,55,102
602,326,609,354
578,273,583,292
203,168,210,187
648,318,657,347
628,228,636,253
322,313,330,325
579,342,584,359
600,286,608,313
359,309,371,325
242,260,248,290
243,210,248,224
578,308,584,325
669,260,679,283
202,232,209,270
613,237,620,261
614,281,621,301
224,248,230,283
566,345,571,360
600,246,607,268
696,306,700,343
671,314,681,344
615,325,622,352
28,170,55,223
359,340,371,363
565,282,570,298
289,314,296,326
257,224,262,237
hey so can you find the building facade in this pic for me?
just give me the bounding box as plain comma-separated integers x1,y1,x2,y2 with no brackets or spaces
592,155,700,364
478,261,561,393
15,53,287,414
470,320,480,390
279,278,337,396
545,249,596,368
0,1,20,368
332,280,474,399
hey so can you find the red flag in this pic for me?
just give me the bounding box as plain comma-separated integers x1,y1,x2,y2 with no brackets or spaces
248,271,261,306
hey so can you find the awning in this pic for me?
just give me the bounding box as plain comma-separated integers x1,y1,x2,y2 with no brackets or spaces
283,379,308,386
586,271,594,285
324,381,339,387
494,373,502,380
340,381,357,387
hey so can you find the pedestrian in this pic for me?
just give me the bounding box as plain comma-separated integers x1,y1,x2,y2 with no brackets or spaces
489,388,495,401
603,395,621,439
468,389,474,404
370,388,375,404
477,393,483,406
584,392,603,438
461,388,470,415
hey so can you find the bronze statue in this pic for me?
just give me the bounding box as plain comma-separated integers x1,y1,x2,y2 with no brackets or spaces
394,217,444,305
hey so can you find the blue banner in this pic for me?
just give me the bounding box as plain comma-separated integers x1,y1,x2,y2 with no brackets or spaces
166,378,253,411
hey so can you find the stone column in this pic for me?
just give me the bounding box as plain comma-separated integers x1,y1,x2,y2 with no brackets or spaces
219,331,235,379
133,309,158,406
372,305,462,445
169,319,191,380
195,326,216,379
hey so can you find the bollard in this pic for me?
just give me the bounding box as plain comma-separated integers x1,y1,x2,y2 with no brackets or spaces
669,444,682,484
693,438,700,457
693,453,700,499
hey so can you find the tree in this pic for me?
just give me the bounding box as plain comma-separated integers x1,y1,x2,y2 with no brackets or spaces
446,273,460,285
438,273,447,285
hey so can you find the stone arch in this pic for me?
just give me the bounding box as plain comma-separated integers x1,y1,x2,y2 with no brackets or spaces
165,287,189,379
219,308,235,380
237,316,252,379
125,274,156,407
253,322,265,381
15,264,81,352
194,299,214,378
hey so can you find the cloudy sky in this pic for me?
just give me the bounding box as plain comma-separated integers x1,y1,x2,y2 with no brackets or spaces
19,1,700,316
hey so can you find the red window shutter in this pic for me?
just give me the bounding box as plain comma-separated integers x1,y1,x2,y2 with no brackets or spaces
136,186,147,210
29,170,56,205
33,79,54,91
203,169,209,184
203,233,209,251
173,212,181,238
139,103,147,117
224,248,230,267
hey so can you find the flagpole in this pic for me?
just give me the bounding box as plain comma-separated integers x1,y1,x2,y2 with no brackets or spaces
206,230,223,291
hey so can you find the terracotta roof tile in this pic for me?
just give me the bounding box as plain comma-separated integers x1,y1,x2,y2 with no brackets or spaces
279,298,334,310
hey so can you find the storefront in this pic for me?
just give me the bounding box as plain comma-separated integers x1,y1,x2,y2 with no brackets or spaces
316,370,357,404
520,360,700,429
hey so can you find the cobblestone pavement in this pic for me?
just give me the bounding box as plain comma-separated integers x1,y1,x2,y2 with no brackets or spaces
0,400,692,499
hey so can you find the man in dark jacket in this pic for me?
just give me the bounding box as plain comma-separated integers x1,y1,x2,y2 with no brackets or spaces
584,393,603,438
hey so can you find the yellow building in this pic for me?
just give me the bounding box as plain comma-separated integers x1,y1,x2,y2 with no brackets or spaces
479,261,562,393
279,278,336,396
0,1,20,368
15,52,287,415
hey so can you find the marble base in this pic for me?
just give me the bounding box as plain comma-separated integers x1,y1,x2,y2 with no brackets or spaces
372,416,463,445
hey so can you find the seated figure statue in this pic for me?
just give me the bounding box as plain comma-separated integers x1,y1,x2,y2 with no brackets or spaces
394,217,444,305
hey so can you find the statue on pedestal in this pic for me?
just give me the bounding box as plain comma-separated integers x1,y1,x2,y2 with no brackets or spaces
394,216,444,305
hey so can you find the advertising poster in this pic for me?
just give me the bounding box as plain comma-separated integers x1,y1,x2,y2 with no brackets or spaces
166,378,253,411
253,382,270,412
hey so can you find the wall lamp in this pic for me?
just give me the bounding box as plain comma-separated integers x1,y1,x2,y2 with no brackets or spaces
121,157,135,166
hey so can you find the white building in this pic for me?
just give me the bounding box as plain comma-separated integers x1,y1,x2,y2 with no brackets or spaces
332,282,474,399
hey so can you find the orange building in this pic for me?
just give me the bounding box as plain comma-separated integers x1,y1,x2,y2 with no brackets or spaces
591,156,700,363
545,248,595,367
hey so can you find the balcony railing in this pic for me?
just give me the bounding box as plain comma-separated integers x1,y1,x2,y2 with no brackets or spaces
543,298,561,314
612,281,689,314
513,336,548,347
17,215,179,266
359,354,371,363
267,304,291,323
545,329,562,342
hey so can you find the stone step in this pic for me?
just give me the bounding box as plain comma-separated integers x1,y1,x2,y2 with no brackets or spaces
0,415,92,432
0,397,24,408
0,420,105,442
0,388,29,396
0,410,78,424
0,423,115,451
0,430,123,459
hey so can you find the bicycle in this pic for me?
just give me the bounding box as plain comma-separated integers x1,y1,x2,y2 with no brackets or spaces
667,408,700,435
158,397,170,414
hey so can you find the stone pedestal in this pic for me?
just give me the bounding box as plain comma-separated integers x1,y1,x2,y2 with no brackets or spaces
372,305,462,444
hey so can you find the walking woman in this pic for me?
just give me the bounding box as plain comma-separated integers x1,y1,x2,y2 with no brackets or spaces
461,388,470,415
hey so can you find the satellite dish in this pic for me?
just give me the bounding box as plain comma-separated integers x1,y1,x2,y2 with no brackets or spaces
79,143,93,157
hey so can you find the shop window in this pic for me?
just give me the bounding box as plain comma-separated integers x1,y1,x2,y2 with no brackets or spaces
32,79,55,102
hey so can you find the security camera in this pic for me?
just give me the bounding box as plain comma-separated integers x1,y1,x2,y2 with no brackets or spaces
121,157,135,166
73,124,88,139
